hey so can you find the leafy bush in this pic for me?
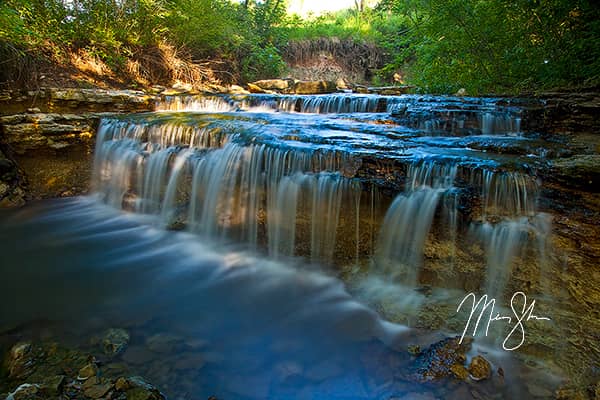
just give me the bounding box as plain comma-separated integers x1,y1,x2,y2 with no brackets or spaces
240,44,286,82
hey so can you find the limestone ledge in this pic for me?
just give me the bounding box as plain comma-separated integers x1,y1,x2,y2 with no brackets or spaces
0,113,104,154
0,88,157,114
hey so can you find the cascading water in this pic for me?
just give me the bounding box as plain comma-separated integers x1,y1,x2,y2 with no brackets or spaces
93,116,361,263
468,169,551,299
94,96,549,299
375,160,458,286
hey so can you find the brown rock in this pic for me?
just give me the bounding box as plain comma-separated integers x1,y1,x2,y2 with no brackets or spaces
4,342,34,380
247,83,270,94
468,355,492,381
83,383,113,399
77,362,98,380
293,80,337,94
252,79,291,91
450,363,469,380
228,85,250,95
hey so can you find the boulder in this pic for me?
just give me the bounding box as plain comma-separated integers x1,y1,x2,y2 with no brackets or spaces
293,80,337,94
247,83,271,94
228,85,250,95
252,79,292,91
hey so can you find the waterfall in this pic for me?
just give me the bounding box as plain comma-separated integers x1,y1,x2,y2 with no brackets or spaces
156,94,401,114
375,160,458,286
469,169,550,299
93,95,550,301
157,95,237,112
92,117,361,262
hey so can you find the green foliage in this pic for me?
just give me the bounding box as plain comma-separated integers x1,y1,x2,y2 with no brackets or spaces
379,0,600,93
240,44,286,82
1,0,597,91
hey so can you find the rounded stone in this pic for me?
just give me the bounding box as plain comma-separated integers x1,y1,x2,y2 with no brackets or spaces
468,355,492,381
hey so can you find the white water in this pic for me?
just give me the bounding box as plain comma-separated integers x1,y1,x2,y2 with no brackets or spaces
375,160,458,286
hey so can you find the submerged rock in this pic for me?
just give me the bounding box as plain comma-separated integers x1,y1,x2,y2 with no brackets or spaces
77,362,98,380
5,383,40,400
3,343,34,380
0,340,166,400
83,382,113,399
101,328,130,356
116,376,164,400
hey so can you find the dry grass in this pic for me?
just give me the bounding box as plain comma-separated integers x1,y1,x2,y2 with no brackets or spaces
282,37,384,83
1,40,227,91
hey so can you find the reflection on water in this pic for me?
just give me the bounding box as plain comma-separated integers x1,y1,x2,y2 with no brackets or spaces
0,198,562,399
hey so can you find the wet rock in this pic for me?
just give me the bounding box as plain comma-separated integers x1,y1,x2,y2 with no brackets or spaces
555,386,589,400
82,376,100,388
0,340,166,400
101,328,130,356
450,364,469,380
407,344,421,356
77,363,98,380
83,382,113,399
6,383,41,400
149,86,166,94
550,155,600,191
468,355,492,381
116,376,164,400
3,342,34,380
410,336,472,382
40,375,65,395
